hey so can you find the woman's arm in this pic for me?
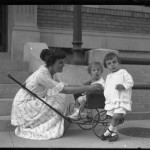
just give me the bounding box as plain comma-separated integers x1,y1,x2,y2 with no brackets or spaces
60,84,101,94
83,80,92,85
37,69,102,96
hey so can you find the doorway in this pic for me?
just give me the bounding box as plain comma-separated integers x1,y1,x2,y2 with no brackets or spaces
0,5,7,52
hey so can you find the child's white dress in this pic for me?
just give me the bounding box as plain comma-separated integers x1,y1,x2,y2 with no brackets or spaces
11,65,68,140
104,69,134,115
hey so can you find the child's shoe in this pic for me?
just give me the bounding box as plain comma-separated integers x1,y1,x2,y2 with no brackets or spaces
68,109,79,120
100,128,113,141
109,133,119,142
100,134,110,141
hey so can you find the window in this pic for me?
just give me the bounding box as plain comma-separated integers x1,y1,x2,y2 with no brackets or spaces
0,5,7,52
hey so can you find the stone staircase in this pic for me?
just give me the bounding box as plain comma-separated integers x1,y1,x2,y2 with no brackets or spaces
0,54,31,131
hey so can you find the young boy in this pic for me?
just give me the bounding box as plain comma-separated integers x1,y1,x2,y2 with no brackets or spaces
101,52,134,142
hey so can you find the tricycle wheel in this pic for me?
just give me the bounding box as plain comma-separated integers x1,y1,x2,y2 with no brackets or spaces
78,107,99,130
92,111,111,138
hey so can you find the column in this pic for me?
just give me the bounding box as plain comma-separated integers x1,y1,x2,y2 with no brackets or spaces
14,5,37,26
10,5,40,61
72,5,84,64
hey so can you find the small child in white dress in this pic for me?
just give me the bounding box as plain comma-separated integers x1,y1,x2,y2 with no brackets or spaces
101,52,134,142
68,61,105,119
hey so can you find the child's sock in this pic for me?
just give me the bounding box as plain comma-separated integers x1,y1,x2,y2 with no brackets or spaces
104,124,114,136
111,126,118,136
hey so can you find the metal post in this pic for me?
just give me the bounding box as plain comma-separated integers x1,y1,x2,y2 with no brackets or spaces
72,5,84,64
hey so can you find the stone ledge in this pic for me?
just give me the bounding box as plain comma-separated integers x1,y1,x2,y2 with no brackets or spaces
126,112,150,120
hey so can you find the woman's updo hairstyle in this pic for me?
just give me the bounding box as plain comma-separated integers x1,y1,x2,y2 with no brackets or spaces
40,48,66,67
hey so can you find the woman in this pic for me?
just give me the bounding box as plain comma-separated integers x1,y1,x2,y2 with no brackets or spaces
11,48,102,140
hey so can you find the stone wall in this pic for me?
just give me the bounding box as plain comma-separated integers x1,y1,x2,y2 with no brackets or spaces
37,5,150,34
36,5,150,112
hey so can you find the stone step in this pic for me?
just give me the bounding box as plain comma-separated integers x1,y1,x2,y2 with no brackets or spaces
0,116,15,132
0,84,20,98
0,60,28,71
126,112,150,120
122,64,150,84
0,71,31,84
0,98,13,116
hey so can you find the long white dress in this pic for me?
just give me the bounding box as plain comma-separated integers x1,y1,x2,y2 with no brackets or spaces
104,69,134,112
11,65,68,140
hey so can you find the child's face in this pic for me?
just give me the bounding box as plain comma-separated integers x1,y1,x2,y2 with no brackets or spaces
90,65,102,80
105,56,120,72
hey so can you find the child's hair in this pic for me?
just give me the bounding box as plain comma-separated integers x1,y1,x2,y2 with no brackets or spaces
87,61,103,74
103,52,120,68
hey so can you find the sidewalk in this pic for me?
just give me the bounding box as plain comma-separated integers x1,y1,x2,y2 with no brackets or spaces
0,120,150,148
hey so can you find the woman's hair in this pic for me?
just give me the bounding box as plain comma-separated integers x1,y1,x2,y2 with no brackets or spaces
103,52,120,68
87,61,103,74
40,48,66,67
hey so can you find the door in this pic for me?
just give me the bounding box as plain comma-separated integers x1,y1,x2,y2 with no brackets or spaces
0,5,7,52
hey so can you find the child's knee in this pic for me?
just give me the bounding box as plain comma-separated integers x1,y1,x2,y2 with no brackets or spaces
113,113,123,122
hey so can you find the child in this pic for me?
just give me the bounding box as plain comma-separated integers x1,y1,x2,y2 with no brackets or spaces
68,61,105,120
101,52,134,142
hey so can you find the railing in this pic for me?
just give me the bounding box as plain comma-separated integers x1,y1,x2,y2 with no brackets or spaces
120,57,150,65
133,84,150,89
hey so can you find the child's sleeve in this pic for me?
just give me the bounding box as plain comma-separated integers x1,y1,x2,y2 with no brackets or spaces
95,78,105,88
100,78,105,88
122,70,134,89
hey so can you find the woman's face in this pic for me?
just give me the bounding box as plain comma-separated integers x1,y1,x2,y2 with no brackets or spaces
105,56,120,72
51,58,65,73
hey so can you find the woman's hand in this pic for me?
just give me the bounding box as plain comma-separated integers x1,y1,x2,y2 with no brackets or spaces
90,83,103,91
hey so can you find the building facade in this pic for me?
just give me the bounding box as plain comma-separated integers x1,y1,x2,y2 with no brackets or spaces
1,5,150,112
1,5,150,59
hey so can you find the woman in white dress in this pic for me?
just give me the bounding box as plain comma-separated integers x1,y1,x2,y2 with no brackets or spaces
11,48,102,140
101,52,134,142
